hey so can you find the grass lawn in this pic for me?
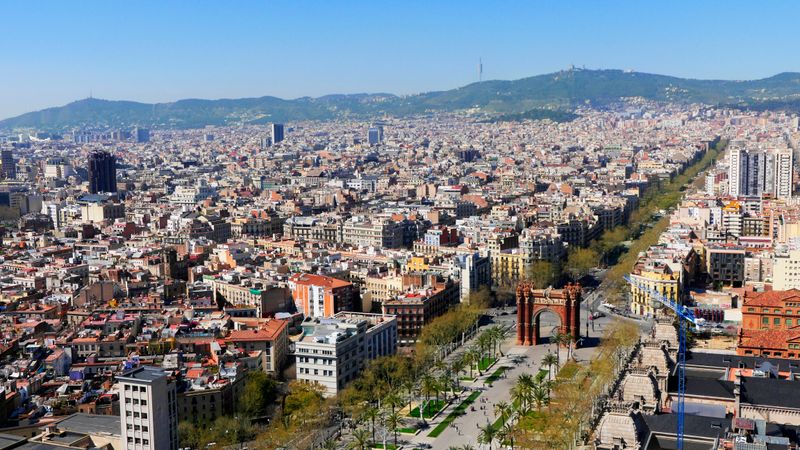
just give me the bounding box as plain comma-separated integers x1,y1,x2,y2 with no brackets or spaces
459,376,476,382
428,391,481,438
491,414,506,432
484,366,508,385
396,427,417,434
371,444,398,450
557,361,581,380
477,356,497,372
536,368,549,382
409,399,446,418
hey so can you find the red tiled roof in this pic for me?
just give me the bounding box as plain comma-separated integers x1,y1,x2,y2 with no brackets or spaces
226,321,286,342
739,326,800,350
743,289,800,308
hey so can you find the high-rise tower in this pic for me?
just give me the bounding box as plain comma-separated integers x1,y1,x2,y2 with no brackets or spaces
88,150,117,194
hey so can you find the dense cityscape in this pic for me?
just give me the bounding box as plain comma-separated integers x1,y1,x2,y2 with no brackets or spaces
3,2,800,450
0,102,798,450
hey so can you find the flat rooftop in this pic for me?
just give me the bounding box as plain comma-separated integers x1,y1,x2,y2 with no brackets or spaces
117,366,166,383
56,413,120,436
0,433,25,450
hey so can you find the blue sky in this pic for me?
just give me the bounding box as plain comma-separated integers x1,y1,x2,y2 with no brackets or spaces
1,1,798,118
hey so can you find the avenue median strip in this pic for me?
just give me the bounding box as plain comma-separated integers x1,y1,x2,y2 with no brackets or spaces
428,390,482,438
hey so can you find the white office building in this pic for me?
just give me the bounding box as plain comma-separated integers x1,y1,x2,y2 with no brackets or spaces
118,366,178,450
295,312,397,397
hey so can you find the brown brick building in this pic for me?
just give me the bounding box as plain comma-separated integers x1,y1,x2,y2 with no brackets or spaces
737,289,800,359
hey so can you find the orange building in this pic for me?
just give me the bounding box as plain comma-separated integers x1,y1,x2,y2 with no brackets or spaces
288,273,356,318
737,289,800,359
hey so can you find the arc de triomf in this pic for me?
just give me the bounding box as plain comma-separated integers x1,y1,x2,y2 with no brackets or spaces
515,281,582,346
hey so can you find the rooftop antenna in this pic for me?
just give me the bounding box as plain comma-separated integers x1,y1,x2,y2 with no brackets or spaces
478,57,483,82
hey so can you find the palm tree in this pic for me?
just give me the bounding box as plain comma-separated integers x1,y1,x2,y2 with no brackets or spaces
487,326,506,357
494,400,510,424
451,356,467,389
476,335,491,372
542,352,558,381
321,439,337,450
551,331,568,368
465,346,480,377
349,428,370,450
498,422,516,448
531,382,549,410
419,374,439,423
399,377,416,414
362,406,379,443
513,373,536,413
439,370,455,401
384,393,403,414
385,411,401,447
478,422,498,450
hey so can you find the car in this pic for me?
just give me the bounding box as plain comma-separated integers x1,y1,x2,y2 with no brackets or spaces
591,312,605,319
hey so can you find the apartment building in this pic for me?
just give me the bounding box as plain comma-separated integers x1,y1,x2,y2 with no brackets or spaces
295,312,397,397
289,273,356,318
118,366,178,450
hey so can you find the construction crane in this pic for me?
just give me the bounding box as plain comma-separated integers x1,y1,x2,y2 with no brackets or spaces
624,275,699,450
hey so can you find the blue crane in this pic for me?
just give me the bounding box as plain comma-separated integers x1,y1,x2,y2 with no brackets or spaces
623,275,700,450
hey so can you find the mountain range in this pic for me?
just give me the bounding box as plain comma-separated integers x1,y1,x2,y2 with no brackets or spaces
3,69,800,131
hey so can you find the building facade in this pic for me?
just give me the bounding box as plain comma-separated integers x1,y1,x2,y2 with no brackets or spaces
118,366,178,450
295,312,397,396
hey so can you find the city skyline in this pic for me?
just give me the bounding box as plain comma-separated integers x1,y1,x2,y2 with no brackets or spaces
2,1,800,118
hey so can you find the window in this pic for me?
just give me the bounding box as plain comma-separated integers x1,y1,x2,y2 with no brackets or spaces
787,319,793,327
775,318,781,326
763,317,770,325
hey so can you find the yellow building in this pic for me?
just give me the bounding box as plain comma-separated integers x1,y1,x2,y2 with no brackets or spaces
405,256,430,273
490,251,527,286
629,265,680,317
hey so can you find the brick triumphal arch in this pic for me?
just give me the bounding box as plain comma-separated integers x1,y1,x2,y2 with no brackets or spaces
516,281,582,346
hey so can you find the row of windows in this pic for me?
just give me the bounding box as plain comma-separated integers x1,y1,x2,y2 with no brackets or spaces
126,424,149,432
761,317,794,327
298,356,335,365
124,411,149,419
124,385,148,393
124,398,147,405
299,367,335,377
126,437,149,446
748,307,798,314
